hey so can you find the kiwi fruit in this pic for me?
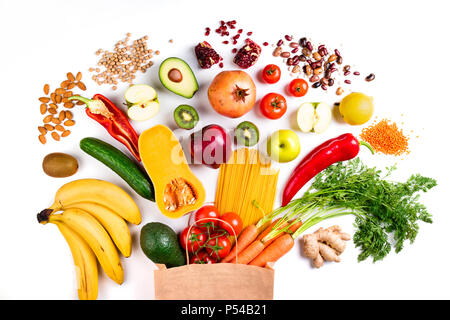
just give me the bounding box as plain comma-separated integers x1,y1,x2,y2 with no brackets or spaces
174,105,199,130
235,121,259,147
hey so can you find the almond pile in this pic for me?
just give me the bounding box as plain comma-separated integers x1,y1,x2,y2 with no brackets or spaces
89,33,158,90
37,72,86,144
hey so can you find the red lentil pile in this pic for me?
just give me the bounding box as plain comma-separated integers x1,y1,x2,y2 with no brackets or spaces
360,119,410,156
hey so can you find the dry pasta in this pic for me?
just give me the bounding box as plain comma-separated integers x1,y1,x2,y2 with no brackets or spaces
215,148,279,230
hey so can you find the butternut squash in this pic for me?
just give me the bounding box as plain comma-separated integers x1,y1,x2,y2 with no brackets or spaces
139,125,205,218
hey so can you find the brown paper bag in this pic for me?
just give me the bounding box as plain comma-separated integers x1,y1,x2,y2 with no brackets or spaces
154,263,274,300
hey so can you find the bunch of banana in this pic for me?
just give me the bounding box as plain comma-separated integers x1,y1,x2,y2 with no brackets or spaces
37,179,142,300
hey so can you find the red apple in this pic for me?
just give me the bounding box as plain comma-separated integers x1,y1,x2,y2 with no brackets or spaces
190,124,232,169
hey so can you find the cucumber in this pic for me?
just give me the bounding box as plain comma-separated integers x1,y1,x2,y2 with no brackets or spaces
80,137,155,201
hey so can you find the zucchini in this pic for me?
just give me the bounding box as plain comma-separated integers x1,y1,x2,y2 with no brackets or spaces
80,137,155,201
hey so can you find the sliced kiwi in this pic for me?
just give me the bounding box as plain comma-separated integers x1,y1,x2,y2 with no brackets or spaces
174,105,199,130
235,121,259,147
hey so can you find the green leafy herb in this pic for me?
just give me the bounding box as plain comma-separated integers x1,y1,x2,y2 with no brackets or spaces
279,158,437,262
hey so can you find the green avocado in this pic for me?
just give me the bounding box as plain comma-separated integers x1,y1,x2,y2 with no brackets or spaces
140,222,186,268
159,57,199,98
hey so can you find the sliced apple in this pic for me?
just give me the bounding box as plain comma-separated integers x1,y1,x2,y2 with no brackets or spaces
297,102,315,132
127,100,160,121
313,102,332,133
297,102,332,134
124,84,157,106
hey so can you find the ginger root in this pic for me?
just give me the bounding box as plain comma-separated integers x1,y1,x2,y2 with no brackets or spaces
303,225,351,268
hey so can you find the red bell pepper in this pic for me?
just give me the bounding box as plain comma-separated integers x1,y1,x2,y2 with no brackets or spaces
69,94,141,161
282,133,373,206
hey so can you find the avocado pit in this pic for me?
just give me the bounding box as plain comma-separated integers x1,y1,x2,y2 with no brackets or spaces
168,68,183,83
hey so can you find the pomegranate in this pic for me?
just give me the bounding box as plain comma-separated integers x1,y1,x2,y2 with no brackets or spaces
233,38,261,69
194,41,222,69
208,70,256,118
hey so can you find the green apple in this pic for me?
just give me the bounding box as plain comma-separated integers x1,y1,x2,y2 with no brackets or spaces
297,102,331,134
267,129,300,163
124,84,160,121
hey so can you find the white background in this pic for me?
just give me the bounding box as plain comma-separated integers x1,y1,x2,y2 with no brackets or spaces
1,0,449,300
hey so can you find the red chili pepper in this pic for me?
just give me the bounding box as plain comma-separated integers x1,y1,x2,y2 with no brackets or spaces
69,94,141,161
282,133,373,206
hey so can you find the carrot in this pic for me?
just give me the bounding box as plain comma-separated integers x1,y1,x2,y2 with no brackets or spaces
256,218,281,241
249,233,295,267
261,219,303,247
235,240,265,264
221,224,259,263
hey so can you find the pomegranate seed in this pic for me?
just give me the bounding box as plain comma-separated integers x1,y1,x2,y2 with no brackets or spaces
205,31,210,36
205,27,210,31
219,62,224,68
232,48,237,53
277,39,284,46
220,20,225,25
353,71,360,76
215,29,221,33
238,29,243,34
223,40,229,44
285,35,293,41
233,34,240,39
233,40,237,45
247,31,253,36
231,20,236,24
344,80,351,84
226,21,233,26
230,25,236,29
263,42,269,46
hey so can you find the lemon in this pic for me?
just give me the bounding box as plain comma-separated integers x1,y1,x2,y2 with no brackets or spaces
339,92,374,125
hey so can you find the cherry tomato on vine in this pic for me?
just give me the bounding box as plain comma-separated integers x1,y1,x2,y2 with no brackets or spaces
262,64,281,84
194,205,220,229
219,212,243,236
205,232,232,260
179,226,207,254
260,92,287,119
288,78,309,97
190,250,216,264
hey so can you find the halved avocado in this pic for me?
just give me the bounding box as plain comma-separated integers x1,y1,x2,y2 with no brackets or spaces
159,57,199,98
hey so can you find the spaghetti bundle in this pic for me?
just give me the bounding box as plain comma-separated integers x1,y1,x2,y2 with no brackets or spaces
215,148,279,230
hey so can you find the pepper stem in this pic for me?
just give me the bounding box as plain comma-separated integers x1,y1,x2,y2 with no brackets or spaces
69,95,113,118
359,140,375,155
68,95,92,105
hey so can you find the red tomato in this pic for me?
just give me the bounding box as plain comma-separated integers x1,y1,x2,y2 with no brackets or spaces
260,93,287,119
194,205,220,229
262,64,281,84
219,212,243,236
288,78,309,97
190,250,216,264
179,226,207,254
205,232,232,260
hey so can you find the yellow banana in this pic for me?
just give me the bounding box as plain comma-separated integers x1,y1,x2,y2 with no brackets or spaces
64,202,132,257
46,208,124,285
55,221,98,300
49,179,142,225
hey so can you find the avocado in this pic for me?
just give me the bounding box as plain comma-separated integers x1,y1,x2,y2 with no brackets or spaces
140,222,186,268
159,57,199,98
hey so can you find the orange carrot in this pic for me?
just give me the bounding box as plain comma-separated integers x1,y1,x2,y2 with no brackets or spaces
249,233,295,267
256,218,281,241
221,224,258,263
235,240,265,264
261,220,303,247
